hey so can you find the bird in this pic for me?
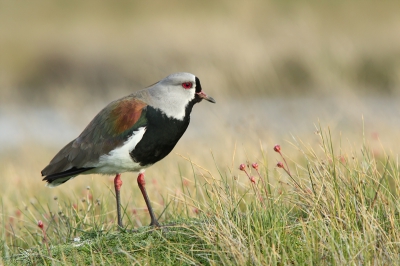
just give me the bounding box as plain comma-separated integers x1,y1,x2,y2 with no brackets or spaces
41,72,215,228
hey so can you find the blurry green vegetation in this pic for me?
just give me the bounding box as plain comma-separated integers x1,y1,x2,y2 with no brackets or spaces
1,0,400,106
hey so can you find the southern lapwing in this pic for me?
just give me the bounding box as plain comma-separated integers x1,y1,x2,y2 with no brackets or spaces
41,72,215,228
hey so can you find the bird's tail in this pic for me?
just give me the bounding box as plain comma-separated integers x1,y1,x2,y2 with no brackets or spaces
42,167,93,187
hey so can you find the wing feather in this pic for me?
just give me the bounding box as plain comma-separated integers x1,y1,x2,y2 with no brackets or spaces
42,96,148,181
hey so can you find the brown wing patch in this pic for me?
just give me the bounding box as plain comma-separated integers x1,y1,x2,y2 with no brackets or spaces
110,98,147,135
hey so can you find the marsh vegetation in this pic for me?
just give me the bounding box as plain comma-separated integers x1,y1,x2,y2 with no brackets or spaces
1,1,400,265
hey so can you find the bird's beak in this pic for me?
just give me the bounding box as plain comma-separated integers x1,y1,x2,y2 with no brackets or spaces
196,91,216,103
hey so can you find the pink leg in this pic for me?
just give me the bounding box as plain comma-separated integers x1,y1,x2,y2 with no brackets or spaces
114,173,123,228
137,172,160,226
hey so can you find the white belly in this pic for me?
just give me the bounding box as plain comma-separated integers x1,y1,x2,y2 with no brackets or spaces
93,127,147,174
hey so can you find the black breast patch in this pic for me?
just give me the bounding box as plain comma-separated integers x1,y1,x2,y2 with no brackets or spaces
130,106,191,166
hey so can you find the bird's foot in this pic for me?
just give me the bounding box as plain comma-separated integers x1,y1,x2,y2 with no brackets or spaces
149,219,161,227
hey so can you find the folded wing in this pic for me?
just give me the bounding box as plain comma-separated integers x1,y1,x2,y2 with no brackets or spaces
42,97,148,186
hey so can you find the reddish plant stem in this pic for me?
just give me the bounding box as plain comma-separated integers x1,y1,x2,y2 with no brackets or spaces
254,167,269,198
38,220,51,256
275,145,303,190
277,151,291,176
242,167,265,207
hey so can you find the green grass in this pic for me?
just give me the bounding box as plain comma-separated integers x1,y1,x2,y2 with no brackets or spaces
2,127,400,265
2,2,400,264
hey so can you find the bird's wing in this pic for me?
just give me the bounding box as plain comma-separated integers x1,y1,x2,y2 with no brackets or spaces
41,97,148,178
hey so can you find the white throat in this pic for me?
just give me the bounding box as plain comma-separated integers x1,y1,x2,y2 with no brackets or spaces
146,87,194,120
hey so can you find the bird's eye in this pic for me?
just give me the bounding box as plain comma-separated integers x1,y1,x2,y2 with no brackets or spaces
182,82,193,89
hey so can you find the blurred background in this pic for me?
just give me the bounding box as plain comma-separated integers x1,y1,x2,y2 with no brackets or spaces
1,0,400,217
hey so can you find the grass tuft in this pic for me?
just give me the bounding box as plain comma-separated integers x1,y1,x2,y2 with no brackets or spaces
2,127,400,265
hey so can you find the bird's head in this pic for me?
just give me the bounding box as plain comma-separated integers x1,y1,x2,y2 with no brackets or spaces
156,72,215,104
145,72,215,120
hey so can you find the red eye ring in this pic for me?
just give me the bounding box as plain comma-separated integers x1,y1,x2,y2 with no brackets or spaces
182,82,193,89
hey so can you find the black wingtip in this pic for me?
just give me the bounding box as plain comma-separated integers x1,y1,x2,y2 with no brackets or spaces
42,167,94,183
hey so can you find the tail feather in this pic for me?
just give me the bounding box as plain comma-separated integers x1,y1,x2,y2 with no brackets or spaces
41,144,95,187
42,167,94,187
45,176,76,187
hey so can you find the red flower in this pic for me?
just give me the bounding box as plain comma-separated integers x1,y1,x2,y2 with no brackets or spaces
273,144,281,153
37,220,44,229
